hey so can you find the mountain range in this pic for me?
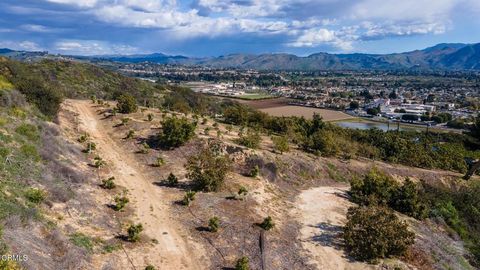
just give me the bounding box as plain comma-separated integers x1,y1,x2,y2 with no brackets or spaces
1,43,480,71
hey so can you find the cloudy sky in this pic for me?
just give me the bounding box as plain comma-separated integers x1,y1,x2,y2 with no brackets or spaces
0,0,479,56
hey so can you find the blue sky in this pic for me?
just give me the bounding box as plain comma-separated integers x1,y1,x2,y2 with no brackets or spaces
0,0,479,57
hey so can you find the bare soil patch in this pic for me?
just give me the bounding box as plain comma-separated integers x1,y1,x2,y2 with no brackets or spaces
259,106,354,121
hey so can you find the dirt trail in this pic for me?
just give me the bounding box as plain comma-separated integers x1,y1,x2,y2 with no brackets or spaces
294,186,376,270
65,100,207,270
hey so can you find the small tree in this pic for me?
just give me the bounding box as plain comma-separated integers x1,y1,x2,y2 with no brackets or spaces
272,135,290,154
349,168,399,206
125,129,135,139
101,177,116,189
201,118,208,125
145,265,156,270
208,216,220,232
153,156,165,167
93,156,106,168
185,141,232,192
127,223,143,242
259,216,275,231
139,142,150,154
237,186,248,200
157,117,196,149
235,256,249,270
249,165,259,178
25,188,46,204
343,206,415,262
84,142,96,153
117,94,138,114
166,173,178,186
113,194,129,211
78,133,90,143
236,130,261,149
182,191,196,206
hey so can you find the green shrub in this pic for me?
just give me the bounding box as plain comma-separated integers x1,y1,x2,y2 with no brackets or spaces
235,256,249,270
116,94,138,114
145,265,156,270
157,117,196,149
126,129,135,139
101,177,116,189
390,178,427,219
238,186,248,198
15,123,39,141
208,216,220,232
113,195,129,211
185,141,231,192
70,232,94,252
259,216,275,231
350,169,426,219
147,114,154,122
77,133,89,143
182,191,196,206
139,142,150,154
349,168,399,206
166,173,178,186
249,165,259,178
14,76,63,117
120,117,130,126
235,130,261,149
127,223,143,242
272,135,290,154
343,206,415,262
93,156,106,168
153,156,165,167
20,144,40,161
25,188,46,204
84,142,96,153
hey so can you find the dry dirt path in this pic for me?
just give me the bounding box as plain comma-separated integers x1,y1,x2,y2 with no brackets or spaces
66,99,207,270
293,186,376,270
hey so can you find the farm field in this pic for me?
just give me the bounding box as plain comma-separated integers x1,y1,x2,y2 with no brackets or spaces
259,105,354,121
235,93,274,100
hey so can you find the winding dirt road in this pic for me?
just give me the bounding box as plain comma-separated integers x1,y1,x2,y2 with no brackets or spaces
65,100,207,270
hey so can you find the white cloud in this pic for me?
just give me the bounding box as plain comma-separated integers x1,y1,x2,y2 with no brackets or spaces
34,0,480,52
289,28,354,50
45,0,99,8
54,40,138,55
20,24,62,33
0,40,42,51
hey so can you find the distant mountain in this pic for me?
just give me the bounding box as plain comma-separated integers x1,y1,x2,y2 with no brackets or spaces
99,53,188,64
1,43,480,70
0,48,14,54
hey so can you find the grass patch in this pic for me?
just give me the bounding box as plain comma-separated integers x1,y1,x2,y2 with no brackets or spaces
326,162,348,182
102,243,121,253
15,123,39,141
69,232,94,252
235,93,274,100
0,75,13,90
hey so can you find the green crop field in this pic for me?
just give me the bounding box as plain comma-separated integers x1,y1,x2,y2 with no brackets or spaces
235,93,274,100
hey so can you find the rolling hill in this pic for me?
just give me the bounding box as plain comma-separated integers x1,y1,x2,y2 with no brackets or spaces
1,43,480,70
